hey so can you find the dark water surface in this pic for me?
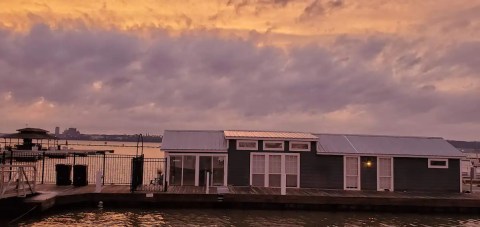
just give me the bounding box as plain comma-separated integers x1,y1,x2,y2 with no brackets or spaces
13,208,480,226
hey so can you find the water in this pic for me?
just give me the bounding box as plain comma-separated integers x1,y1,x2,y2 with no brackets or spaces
14,208,480,226
55,140,163,158
1,139,163,158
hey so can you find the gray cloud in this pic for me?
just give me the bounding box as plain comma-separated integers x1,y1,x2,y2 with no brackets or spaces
299,0,344,21
0,24,479,139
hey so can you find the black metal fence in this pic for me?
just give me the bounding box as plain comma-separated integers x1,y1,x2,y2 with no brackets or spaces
0,150,166,191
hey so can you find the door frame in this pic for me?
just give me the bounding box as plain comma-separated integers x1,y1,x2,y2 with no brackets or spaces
343,156,361,190
376,156,394,191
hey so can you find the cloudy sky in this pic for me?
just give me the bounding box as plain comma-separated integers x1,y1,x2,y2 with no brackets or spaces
0,1,479,140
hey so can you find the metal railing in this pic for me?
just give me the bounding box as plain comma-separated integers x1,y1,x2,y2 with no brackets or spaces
133,157,166,192
0,164,37,198
0,150,166,190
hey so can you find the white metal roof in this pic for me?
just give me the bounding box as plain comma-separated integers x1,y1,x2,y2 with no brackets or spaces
162,130,227,151
316,134,465,158
224,130,318,141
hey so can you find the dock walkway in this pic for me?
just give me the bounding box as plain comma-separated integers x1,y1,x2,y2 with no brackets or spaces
9,184,480,214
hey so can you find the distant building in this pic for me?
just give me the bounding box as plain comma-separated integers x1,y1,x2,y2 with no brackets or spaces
55,127,60,137
62,128,82,139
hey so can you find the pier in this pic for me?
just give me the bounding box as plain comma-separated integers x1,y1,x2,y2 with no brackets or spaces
2,184,480,216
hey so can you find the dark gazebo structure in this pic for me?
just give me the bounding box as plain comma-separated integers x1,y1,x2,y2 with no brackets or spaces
2,128,57,150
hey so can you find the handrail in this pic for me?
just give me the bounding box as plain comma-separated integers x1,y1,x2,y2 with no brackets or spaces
0,164,37,199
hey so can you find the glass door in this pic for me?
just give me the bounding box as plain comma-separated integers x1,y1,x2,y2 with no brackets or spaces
345,156,360,190
199,156,212,186
378,157,393,191
212,156,225,186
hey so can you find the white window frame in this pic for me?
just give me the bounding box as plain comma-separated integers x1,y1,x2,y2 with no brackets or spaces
285,154,300,188
263,141,284,151
166,153,228,186
289,141,311,152
377,157,394,192
344,156,361,191
237,140,258,150
249,152,300,188
428,158,449,169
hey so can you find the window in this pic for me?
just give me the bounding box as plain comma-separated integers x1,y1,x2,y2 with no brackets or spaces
269,155,282,187
263,141,284,151
237,140,258,150
252,155,265,186
428,159,448,168
289,141,310,151
285,155,298,187
182,156,196,185
168,154,227,186
250,153,300,188
169,156,183,186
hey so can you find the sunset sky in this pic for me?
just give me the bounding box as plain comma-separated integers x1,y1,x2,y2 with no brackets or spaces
0,0,479,140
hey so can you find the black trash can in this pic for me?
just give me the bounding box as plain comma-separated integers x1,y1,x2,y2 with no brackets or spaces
55,164,72,186
73,165,88,186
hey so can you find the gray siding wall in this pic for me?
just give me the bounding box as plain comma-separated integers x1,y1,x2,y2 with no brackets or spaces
360,156,377,190
394,158,460,192
227,139,295,186
301,153,344,189
227,139,250,186
228,139,329,187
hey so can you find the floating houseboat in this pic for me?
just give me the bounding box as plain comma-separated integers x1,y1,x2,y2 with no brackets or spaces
162,130,465,192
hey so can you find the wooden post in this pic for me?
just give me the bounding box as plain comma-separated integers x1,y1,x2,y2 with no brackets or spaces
95,170,103,193
281,155,286,195
206,171,210,194
41,152,45,184
470,166,475,192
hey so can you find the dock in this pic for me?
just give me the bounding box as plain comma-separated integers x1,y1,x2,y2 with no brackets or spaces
4,184,480,215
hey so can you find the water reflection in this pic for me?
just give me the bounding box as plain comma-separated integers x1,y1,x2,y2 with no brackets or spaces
18,208,480,226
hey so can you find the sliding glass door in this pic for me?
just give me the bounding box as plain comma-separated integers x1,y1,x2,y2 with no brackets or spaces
169,154,227,186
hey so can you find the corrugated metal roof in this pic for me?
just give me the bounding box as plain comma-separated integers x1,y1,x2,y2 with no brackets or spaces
317,134,357,154
224,130,317,141
316,134,465,158
162,130,227,151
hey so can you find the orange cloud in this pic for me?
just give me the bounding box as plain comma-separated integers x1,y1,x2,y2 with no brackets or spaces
0,0,475,41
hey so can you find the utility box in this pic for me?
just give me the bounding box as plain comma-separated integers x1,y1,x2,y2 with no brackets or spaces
73,165,88,186
55,164,72,186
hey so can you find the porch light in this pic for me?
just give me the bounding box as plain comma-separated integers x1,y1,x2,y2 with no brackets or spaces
366,161,372,167
364,160,373,168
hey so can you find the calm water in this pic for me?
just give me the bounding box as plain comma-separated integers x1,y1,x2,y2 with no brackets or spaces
14,208,480,226
46,140,162,158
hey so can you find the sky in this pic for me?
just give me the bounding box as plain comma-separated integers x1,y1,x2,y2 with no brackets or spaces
0,0,479,140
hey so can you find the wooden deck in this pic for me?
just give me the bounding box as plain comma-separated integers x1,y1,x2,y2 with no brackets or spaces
3,184,480,214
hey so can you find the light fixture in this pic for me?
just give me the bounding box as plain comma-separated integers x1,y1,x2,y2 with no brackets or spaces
366,160,372,168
